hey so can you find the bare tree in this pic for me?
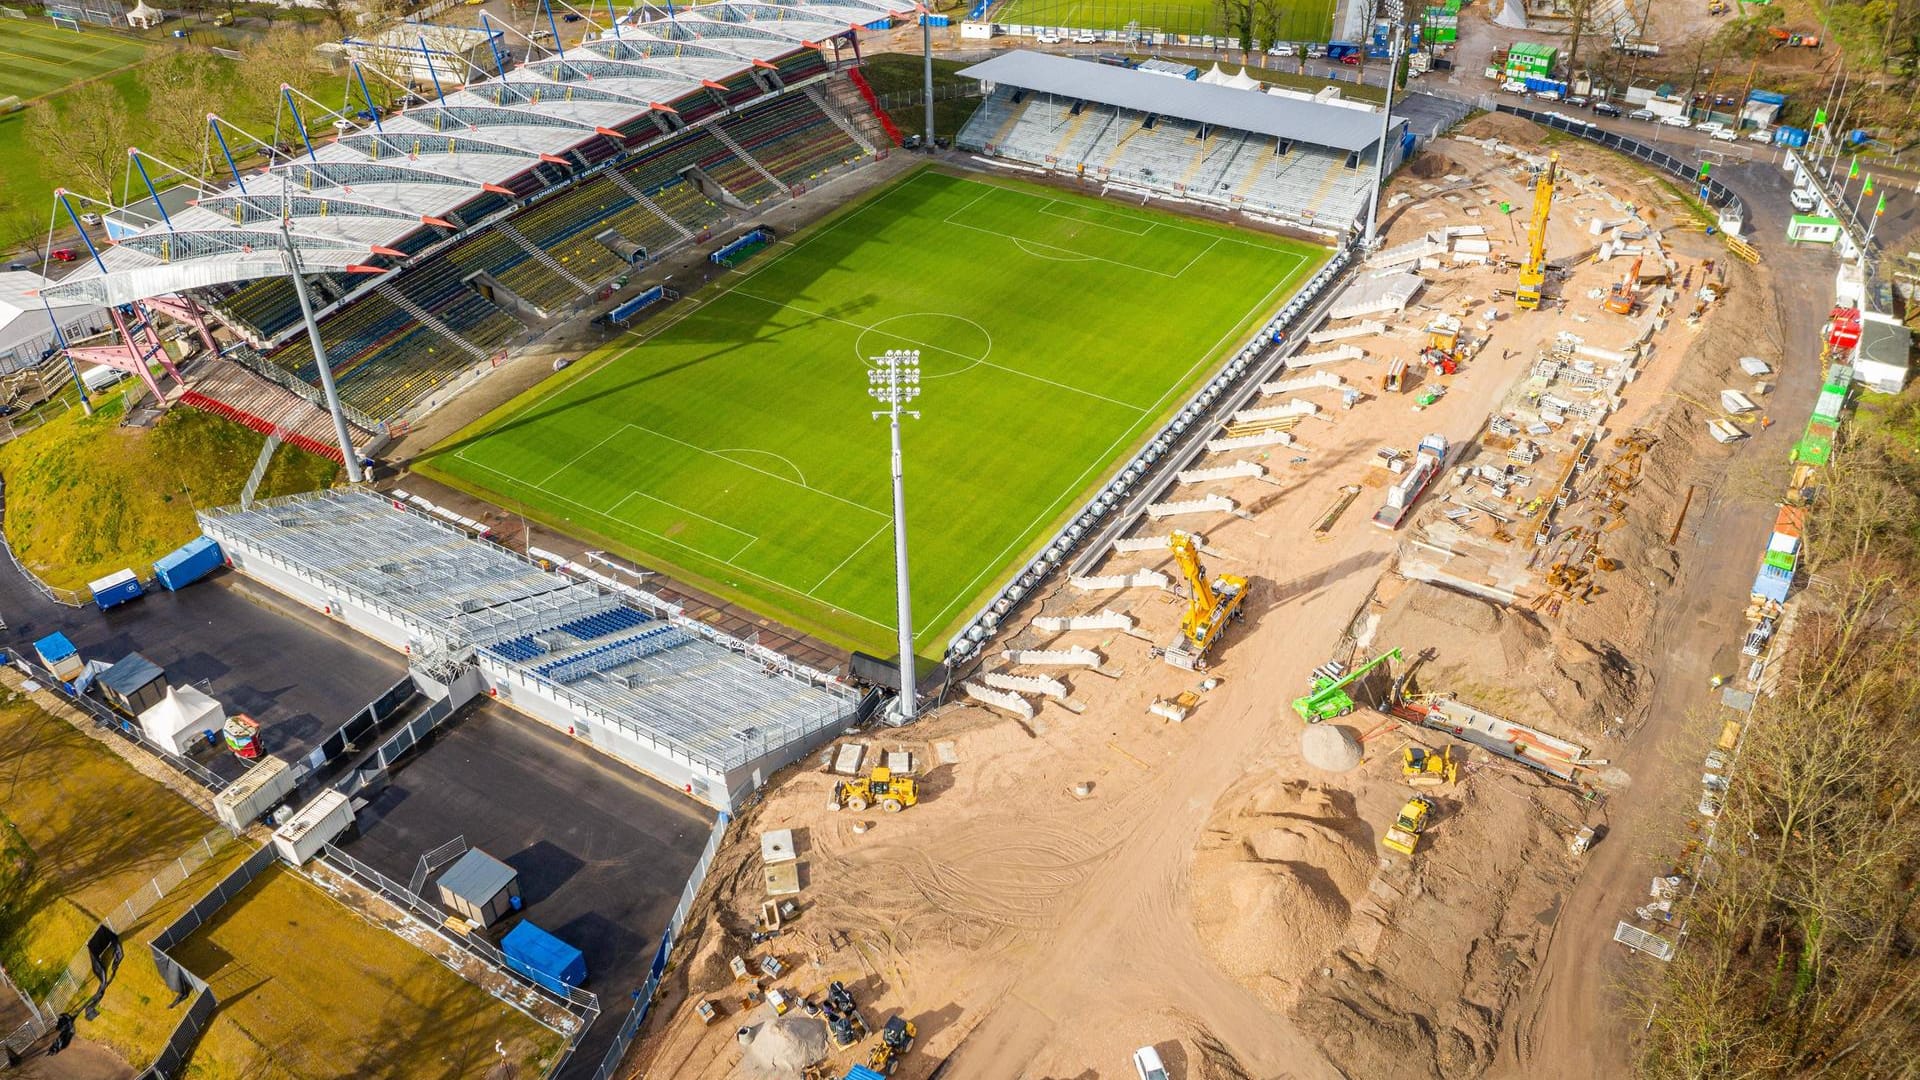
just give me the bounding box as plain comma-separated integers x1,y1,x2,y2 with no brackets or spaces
1214,0,1254,58
24,84,129,203
138,52,222,169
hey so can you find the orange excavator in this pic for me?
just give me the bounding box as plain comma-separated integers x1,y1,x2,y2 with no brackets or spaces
1605,255,1643,315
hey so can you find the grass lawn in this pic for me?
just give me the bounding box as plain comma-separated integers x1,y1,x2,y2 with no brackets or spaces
857,53,982,143
0,686,230,1002
0,19,151,103
0,397,339,591
420,168,1325,657
170,865,562,1080
991,0,1335,40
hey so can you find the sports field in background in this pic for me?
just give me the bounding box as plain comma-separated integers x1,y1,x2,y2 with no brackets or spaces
424,169,1325,657
989,0,1335,40
0,18,151,102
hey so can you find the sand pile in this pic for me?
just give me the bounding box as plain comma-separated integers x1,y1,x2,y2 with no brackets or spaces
1190,780,1370,1009
732,1015,829,1080
1300,724,1363,772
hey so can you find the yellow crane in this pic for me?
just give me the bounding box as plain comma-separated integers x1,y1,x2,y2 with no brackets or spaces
1158,530,1248,670
1516,152,1559,310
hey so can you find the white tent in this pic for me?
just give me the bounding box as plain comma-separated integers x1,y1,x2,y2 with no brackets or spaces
126,0,165,28
1224,67,1262,92
138,685,225,756
1198,63,1233,87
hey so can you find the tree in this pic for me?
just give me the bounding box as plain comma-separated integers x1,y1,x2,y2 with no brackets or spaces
1214,0,1254,57
138,52,223,169
24,83,129,204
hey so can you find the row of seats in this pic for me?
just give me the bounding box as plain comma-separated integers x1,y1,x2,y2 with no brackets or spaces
486,635,547,663
532,623,687,683
554,605,650,641
220,77,882,422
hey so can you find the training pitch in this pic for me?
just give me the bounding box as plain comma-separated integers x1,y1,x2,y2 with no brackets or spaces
0,19,150,102
424,169,1325,656
989,0,1334,40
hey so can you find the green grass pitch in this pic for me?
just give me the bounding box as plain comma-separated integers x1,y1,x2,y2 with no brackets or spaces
421,169,1326,658
988,0,1335,41
0,19,151,102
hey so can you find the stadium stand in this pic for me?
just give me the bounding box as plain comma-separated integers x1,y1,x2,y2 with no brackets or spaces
955,52,1402,231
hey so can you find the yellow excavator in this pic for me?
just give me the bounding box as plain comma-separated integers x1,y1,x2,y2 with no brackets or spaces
832,767,918,813
1158,530,1248,671
1516,152,1559,310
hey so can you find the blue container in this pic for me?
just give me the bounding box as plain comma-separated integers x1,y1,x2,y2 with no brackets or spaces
1367,44,1391,58
1847,128,1871,145
1747,89,1787,106
1327,41,1361,59
88,569,144,611
501,922,587,994
1773,126,1809,148
153,536,223,591
1523,76,1567,94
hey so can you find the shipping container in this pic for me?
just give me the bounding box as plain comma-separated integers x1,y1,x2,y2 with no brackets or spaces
153,536,223,591
1763,549,1797,572
1752,563,1793,604
501,921,588,994
1813,382,1848,424
1773,505,1806,540
1327,41,1362,59
32,632,83,682
215,756,297,830
88,568,144,611
272,790,355,866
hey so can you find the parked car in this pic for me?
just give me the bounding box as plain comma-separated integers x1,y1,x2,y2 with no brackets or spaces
1695,121,1726,135
1035,31,1062,43
79,212,101,226
1340,53,1361,64
1306,43,1327,58
1660,114,1693,128
1268,41,1295,55
1565,95,1588,107
1628,108,1657,121
1789,188,1818,212
1073,31,1097,43
1133,1047,1170,1080
49,248,78,262
1710,127,1738,141
1593,101,1622,117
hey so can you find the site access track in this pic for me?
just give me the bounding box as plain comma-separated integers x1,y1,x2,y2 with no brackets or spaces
1493,162,1834,1079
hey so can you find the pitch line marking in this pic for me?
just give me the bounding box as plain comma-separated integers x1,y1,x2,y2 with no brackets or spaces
1036,200,1154,236
454,452,897,632
919,257,1312,635
731,291,1149,414
609,490,759,552
941,217,1185,279
538,427,624,485
713,447,808,486
618,422,891,520
807,518,895,597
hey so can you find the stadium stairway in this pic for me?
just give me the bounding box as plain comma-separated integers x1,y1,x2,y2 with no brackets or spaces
178,357,379,464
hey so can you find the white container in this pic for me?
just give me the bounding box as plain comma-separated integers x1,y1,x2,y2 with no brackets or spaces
272,790,354,866
215,756,296,831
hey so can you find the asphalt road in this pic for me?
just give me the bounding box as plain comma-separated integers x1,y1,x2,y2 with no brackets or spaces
0,558,404,781
1494,147,1838,1080
343,700,714,1079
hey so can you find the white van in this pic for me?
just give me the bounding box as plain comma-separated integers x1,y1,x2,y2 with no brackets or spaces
80,365,130,393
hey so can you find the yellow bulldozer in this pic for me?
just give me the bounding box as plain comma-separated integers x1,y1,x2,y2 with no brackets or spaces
1382,796,1435,856
1402,745,1457,787
833,767,918,813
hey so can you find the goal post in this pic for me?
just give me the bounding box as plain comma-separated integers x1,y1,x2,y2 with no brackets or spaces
49,12,83,30
0,6,28,18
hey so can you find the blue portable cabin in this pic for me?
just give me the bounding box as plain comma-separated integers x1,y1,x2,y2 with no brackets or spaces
1773,126,1809,148
32,632,83,682
153,536,223,591
1327,40,1362,59
500,921,587,994
88,568,144,611
843,1067,887,1080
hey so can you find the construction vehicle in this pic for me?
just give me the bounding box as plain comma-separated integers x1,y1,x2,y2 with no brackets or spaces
1383,356,1408,393
1158,530,1248,671
1292,647,1402,722
866,1016,917,1074
1371,434,1449,529
1382,796,1434,855
1402,745,1457,786
832,767,918,813
1516,152,1559,310
1605,254,1643,315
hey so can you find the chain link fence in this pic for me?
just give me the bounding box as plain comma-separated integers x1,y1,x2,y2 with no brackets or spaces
589,813,730,1080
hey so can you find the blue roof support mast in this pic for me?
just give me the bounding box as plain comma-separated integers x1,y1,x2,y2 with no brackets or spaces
480,13,510,80
208,115,250,193
352,62,385,132
283,85,320,163
543,0,566,60
129,151,174,231
418,35,449,105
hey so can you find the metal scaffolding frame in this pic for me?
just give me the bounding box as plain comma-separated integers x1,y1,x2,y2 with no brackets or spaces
201,490,853,775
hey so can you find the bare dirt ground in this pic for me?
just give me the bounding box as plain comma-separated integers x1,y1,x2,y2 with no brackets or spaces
618,115,1778,1080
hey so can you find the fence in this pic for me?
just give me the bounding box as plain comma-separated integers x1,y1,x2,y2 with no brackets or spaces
410,834,468,896
4,648,230,793
315,843,600,1035
589,813,730,1080
1491,102,1748,224
142,843,278,1080
295,673,419,791
332,687,456,798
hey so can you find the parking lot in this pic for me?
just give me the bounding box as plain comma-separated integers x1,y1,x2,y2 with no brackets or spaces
340,699,715,1073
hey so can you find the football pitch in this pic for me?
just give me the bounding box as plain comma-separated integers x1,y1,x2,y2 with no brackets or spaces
0,19,151,102
422,169,1325,657
990,0,1334,40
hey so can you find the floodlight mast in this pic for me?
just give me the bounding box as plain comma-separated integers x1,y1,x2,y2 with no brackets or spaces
277,197,364,483
868,349,921,720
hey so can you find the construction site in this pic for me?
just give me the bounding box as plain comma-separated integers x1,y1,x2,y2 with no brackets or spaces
612,108,1801,1079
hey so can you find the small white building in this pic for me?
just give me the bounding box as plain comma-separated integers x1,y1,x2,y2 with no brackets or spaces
343,22,504,87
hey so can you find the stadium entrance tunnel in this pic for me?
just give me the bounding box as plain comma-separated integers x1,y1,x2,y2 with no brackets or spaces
854,312,992,376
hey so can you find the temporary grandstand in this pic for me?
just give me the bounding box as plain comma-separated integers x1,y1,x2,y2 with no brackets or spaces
200,489,859,808
41,0,906,428
956,51,1409,231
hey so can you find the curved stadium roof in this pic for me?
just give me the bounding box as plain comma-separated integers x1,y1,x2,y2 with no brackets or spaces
41,0,906,306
